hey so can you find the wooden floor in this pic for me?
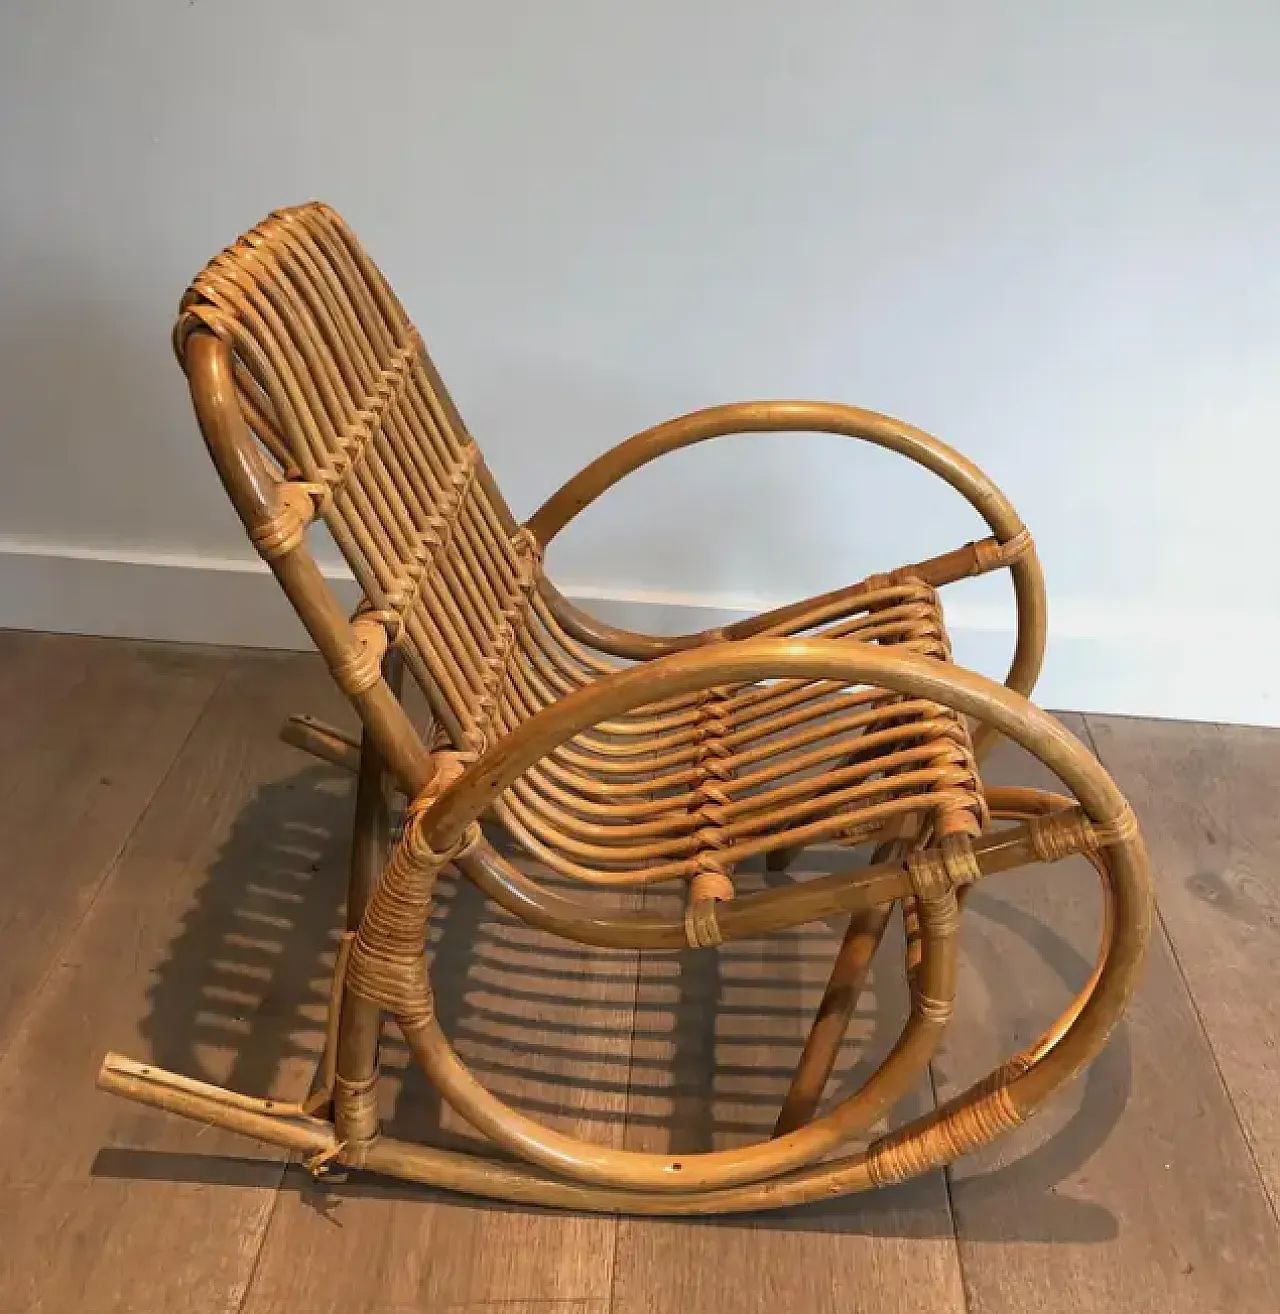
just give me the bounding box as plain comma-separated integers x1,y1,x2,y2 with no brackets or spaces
1,630,1278,1313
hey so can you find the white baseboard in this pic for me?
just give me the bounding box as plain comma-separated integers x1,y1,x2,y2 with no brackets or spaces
0,541,1274,727
0,541,346,651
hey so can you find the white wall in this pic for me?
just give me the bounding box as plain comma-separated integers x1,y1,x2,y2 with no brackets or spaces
1,2,1277,723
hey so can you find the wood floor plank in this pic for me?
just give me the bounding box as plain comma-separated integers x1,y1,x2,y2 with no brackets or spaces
1084,714,1280,1218
940,715,1280,1313
0,632,228,1049
0,651,356,1313
609,866,967,1314
0,1181,273,1314
0,630,97,765
239,863,640,1313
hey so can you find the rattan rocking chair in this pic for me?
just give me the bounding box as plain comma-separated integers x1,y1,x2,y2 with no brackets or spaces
97,203,1152,1213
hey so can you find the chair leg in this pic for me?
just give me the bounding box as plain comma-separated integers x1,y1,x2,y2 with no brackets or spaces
773,903,894,1135
771,825,913,1135
345,708,399,930
330,651,402,1148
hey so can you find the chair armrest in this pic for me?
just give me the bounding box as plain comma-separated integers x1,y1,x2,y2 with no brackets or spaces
525,400,1025,546
526,401,1044,698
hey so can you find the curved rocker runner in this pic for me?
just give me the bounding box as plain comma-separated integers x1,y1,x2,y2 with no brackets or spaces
96,203,1153,1214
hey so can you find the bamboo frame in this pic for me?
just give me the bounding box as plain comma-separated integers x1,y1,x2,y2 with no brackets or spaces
96,203,1152,1213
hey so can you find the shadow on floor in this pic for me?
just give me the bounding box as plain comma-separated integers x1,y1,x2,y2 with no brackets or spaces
93,765,1129,1240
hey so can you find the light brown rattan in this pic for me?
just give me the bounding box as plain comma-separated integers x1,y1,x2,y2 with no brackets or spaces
97,203,1152,1213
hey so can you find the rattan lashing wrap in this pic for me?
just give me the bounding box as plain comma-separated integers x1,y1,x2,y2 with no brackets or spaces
346,762,480,1032
176,203,988,909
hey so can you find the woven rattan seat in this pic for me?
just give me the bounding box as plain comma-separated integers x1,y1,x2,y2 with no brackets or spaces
99,203,1154,1215
491,578,988,891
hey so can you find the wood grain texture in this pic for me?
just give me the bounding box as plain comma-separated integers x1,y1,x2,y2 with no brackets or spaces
940,715,1280,1313
292,1305,607,1314
238,860,641,1313
0,1181,274,1314
0,650,354,1312
609,865,967,1314
0,631,227,1048
1084,714,1280,1218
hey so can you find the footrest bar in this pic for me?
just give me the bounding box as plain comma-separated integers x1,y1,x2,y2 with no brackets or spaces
96,1053,335,1157
279,714,361,773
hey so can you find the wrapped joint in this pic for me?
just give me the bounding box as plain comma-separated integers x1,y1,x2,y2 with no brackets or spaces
690,868,735,905
1090,802,1140,848
249,482,321,560
866,1075,1024,1187
347,890,434,1024
906,834,981,902
913,990,954,1026
1028,803,1140,864
683,896,725,949
915,887,961,938
345,940,434,1027
684,858,734,948
403,819,482,871
511,525,544,579
352,605,406,647
402,753,482,868
932,795,985,839
331,618,389,696
332,1072,379,1153
973,526,1035,573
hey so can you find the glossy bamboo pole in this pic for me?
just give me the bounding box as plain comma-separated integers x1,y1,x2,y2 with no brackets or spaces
772,903,894,1136
279,713,361,773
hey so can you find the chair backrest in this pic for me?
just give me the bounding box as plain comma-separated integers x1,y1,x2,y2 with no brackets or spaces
175,202,547,765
